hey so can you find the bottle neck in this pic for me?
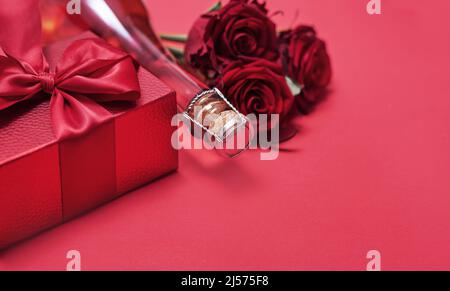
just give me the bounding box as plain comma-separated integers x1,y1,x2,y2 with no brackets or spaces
80,0,205,110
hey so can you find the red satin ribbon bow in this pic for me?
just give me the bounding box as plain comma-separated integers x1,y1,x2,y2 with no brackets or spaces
0,38,140,139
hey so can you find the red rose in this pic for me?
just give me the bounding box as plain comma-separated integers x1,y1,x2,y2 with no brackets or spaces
216,59,294,125
278,25,332,113
185,0,278,79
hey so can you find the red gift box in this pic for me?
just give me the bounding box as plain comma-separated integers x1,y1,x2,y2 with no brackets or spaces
0,6,178,248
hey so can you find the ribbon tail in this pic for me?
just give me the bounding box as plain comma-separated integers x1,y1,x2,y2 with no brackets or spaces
0,0,44,70
50,90,113,140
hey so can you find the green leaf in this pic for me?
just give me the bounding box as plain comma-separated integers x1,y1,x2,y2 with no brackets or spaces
207,1,222,13
160,34,188,43
285,76,302,96
167,46,185,60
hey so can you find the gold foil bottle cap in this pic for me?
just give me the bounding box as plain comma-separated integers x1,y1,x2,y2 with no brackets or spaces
184,88,251,157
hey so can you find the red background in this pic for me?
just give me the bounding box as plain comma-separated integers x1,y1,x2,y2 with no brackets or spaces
1,0,450,270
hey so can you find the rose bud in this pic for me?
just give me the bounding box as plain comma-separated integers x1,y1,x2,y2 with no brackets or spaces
185,0,278,80
278,25,332,114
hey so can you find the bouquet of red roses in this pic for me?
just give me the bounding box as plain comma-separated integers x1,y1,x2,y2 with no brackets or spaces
162,0,332,139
